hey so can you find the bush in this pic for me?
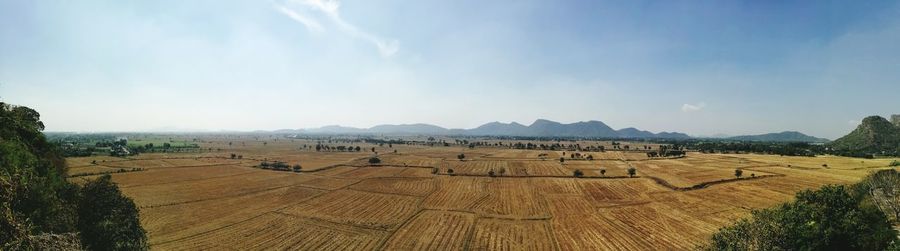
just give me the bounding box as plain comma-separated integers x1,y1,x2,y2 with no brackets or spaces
368,157,381,164
890,160,900,167
77,175,148,250
573,169,584,178
704,184,897,251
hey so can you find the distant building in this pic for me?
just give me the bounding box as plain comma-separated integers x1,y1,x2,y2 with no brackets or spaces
892,114,900,127
110,145,131,157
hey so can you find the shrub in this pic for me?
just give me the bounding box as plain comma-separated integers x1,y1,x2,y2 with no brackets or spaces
627,167,636,177
734,169,743,178
890,160,900,167
573,169,584,178
368,157,381,164
292,164,302,172
600,169,606,176
447,168,454,175
704,184,897,251
77,175,148,250
488,169,496,177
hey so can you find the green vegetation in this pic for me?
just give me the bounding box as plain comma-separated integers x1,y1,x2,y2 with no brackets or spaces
829,116,900,157
705,170,900,250
890,160,899,167
1,102,147,250
77,175,147,250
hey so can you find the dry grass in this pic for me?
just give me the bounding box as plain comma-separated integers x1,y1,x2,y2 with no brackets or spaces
65,135,898,250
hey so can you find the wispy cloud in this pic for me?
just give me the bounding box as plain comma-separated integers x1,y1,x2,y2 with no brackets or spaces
274,5,323,33
681,102,706,112
277,0,399,57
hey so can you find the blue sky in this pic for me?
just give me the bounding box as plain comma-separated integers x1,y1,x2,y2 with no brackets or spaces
1,0,899,139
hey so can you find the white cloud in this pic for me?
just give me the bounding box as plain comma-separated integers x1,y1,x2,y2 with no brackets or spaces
278,0,399,57
681,102,706,112
275,5,324,33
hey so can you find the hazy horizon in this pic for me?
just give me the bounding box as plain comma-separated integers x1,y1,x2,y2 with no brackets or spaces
3,1,900,138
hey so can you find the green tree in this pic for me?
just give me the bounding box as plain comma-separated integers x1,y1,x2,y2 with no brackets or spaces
77,175,148,251
705,185,897,251
627,167,636,177
734,169,743,178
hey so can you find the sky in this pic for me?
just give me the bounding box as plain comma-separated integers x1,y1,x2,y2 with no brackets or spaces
1,0,899,139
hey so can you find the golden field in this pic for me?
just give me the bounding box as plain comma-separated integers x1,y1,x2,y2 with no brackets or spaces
67,136,900,250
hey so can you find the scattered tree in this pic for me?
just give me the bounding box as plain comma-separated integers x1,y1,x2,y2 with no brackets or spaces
627,167,637,178
573,169,584,178
734,169,743,179
600,169,607,176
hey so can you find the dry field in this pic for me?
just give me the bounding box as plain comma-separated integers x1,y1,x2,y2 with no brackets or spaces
67,135,900,250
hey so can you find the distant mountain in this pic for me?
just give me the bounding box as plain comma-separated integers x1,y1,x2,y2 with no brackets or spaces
727,131,830,143
466,121,529,136
829,115,900,152
299,119,691,139
305,125,366,134
369,123,449,134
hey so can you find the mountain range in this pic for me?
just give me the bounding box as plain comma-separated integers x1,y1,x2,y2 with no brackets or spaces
278,119,823,142
298,119,690,139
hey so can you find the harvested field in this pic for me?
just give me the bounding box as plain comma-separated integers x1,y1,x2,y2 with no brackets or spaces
279,189,421,230
422,176,487,211
142,185,324,245
471,219,558,250
472,179,550,218
382,210,475,250
349,177,435,197
63,136,894,250
155,213,389,251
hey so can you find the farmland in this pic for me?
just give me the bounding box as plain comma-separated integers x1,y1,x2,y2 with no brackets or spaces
66,135,900,250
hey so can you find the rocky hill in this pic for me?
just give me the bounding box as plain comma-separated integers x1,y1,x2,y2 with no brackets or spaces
829,115,900,154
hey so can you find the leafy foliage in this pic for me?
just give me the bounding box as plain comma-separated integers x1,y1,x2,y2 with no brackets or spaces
77,175,147,251
704,184,898,251
1,102,147,250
